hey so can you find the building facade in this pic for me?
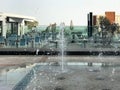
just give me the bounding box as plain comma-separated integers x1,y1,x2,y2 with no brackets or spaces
93,15,105,26
105,12,115,24
0,12,38,37
115,15,120,25
93,11,117,26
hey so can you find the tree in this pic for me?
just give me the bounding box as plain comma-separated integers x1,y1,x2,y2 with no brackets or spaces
51,23,57,40
51,23,56,32
99,16,111,32
99,16,119,46
70,20,74,30
70,20,75,43
25,21,39,29
110,23,119,35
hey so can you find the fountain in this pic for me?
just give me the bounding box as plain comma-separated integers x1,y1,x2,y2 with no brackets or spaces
5,55,120,90
36,49,39,55
59,22,65,72
5,25,120,90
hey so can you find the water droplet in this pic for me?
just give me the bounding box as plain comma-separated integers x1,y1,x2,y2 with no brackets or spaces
47,52,50,55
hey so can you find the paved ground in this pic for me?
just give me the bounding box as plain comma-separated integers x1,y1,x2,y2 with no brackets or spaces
0,39,120,90
0,55,120,90
25,63,120,90
0,55,120,71
0,42,120,52
0,55,46,71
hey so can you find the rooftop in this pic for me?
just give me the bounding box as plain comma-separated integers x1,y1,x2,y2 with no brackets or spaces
0,12,37,21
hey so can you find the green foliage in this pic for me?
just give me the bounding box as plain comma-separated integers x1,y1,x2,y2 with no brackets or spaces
45,23,57,33
99,16,111,30
110,23,119,35
70,20,74,30
99,16,119,34
51,23,56,32
98,16,119,46
25,21,38,29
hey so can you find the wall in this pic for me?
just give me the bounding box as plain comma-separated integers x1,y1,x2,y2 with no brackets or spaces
105,12,115,24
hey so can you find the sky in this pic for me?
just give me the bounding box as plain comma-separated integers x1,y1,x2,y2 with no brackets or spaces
0,0,120,26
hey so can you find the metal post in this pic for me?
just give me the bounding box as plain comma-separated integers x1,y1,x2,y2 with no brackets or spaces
31,38,34,48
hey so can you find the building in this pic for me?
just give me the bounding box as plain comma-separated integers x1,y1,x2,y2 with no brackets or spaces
93,15,105,26
93,12,116,26
115,15,120,25
87,12,93,37
105,12,115,24
93,15,97,25
0,12,38,37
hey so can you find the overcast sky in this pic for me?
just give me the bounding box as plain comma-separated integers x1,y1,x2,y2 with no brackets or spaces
0,0,120,26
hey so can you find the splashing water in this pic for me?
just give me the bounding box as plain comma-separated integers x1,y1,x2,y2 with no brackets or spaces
36,49,39,55
111,67,115,81
59,22,65,72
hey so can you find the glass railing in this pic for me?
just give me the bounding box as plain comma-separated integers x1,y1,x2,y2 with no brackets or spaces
0,25,120,50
